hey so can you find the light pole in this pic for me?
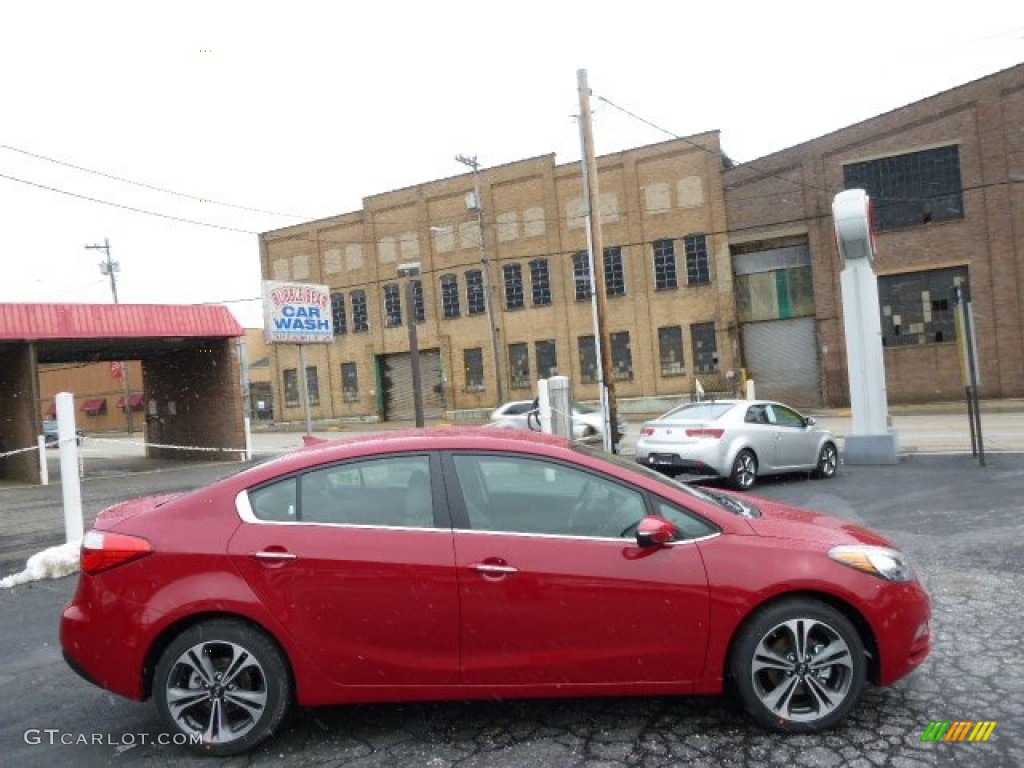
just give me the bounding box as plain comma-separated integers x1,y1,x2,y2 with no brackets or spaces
455,154,505,405
398,261,425,427
85,238,134,436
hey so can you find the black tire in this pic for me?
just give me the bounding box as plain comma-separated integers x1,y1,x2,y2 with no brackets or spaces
729,599,866,733
729,449,757,490
153,619,291,756
812,442,839,479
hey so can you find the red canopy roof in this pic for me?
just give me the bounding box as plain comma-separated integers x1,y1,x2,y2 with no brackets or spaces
0,303,244,340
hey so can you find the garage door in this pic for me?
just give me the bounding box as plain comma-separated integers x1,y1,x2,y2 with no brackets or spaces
380,350,444,421
742,318,821,407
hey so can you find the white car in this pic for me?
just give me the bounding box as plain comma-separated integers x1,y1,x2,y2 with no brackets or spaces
489,400,627,444
634,399,838,490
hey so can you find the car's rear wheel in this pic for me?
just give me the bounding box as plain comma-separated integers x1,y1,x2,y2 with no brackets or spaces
153,620,291,756
730,599,866,732
812,442,838,479
729,449,757,490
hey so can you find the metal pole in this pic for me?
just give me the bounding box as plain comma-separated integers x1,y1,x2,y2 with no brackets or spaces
406,277,425,427
86,238,133,435
298,344,313,436
457,155,505,405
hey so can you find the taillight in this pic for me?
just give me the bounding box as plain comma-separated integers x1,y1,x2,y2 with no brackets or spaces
81,530,153,574
641,427,655,436
685,428,724,439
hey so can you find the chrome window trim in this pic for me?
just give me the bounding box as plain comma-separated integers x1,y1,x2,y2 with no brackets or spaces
452,527,721,546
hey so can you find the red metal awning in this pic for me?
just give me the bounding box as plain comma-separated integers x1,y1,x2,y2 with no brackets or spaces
0,303,245,340
117,393,146,410
81,398,107,415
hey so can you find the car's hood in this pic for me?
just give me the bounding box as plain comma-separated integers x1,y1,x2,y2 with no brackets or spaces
93,493,183,530
740,494,895,548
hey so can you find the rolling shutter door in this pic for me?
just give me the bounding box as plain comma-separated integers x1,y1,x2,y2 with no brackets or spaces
742,318,821,407
382,350,444,421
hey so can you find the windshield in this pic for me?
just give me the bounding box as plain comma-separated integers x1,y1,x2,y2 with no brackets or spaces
572,443,761,516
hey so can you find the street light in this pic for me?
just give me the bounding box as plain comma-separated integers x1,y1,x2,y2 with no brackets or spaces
397,261,425,427
455,154,506,405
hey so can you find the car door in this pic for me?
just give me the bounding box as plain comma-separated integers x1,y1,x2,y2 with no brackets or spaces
227,453,459,686
741,403,778,471
444,451,710,688
768,404,820,468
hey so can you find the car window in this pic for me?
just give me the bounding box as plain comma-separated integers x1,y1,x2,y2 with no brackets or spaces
768,404,806,428
654,501,720,540
248,456,433,527
503,402,535,416
249,477,297,522
452,454,646,539
661,402,734,421
744,404,770,424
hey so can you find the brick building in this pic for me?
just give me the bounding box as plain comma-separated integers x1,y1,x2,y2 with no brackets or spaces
260,134,738,422
260,64,1023,421
724,63,1024,405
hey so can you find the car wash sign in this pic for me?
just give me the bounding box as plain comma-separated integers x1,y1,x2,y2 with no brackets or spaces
262,281,333,343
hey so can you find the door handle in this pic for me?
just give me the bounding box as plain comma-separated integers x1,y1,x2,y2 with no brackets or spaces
251,550,298,561
469,563,518,575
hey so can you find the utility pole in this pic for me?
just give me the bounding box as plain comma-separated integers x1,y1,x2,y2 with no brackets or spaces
456,154,506,405
577,69,620,453
85,238,133,436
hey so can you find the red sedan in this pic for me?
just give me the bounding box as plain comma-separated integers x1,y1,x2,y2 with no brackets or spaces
61,428,931,755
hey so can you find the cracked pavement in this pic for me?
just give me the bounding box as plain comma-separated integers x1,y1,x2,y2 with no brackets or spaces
1,452,1021,767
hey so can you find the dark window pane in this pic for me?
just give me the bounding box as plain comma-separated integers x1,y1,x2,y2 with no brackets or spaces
351,290,369,332
529,258,551,306
878,266,968,347
341,362,359,402
283,368,299,407
441,274,461,319
305,366,320,406
604,246,625,296
684,234,710,285
653,239,678,290
384,284,402,327
509,342,530,390
330,292,347,335
464,347,484,390
578,335,597,384
843,145,963,231
503,263,524,310
610,331,633,381
658,326,685,376
573,251,593,300
411,280,425,324
466,270,486,315
535,339,557,378
690,322,718,373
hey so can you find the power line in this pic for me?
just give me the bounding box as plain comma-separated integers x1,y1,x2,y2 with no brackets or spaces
0,144,310,220
0,171,259,234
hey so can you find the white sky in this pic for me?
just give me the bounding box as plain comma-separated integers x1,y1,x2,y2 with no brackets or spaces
1,1,1020,328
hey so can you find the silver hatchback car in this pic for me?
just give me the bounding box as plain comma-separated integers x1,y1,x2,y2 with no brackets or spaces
634,399,838,490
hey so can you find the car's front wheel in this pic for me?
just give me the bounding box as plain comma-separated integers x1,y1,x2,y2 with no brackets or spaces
812,442,838,479
730,599,866,732
153,619,291,756
729,449,757,490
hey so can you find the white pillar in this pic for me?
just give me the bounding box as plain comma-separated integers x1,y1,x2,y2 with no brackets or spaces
841,259,889,435
37,435,48,486
56,392,84,542
545,376,573,439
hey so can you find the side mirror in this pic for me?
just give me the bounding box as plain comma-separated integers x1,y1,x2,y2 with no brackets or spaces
805,416,817,427
636,516,678,548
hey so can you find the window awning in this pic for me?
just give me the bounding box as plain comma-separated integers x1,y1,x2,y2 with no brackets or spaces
81,398,107,415
117,393,146,410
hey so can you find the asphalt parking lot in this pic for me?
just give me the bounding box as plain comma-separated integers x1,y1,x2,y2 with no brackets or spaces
1,427,1022,766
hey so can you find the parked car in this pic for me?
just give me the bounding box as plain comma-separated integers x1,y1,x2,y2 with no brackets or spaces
62,427,929,755
489,399,627,443
42,419,84,447
634,399,838,490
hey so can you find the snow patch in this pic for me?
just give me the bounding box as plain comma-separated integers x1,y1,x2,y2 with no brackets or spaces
0,540,81,588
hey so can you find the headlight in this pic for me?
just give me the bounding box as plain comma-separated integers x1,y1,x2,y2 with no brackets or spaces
829,545,915,582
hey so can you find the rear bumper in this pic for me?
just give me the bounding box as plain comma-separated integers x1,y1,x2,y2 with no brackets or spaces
635,453,721,477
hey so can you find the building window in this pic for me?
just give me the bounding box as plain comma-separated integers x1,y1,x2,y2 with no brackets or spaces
610,331,633,380
341,362,359,402
658,326,685,376
535,339,557,378
441,274,461,319
330,292,347,335
464,347,484,391
383,283,402,327
283,368,299,407
684,234,710,285
843,145,963,231
503,263,525,310
466,269,486,315
691,322,718,373
653,239,678,290
578,335,598,384
508,342,530,390
305,366,320,406
411,280,425,324
573,251,592,300
530,258,551,306
351,290,369,332
604,246,626,296
878,266,968,347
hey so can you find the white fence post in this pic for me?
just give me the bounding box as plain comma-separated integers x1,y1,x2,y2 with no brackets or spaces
37,435,48,486
546,375,573,439
56,392,84,543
